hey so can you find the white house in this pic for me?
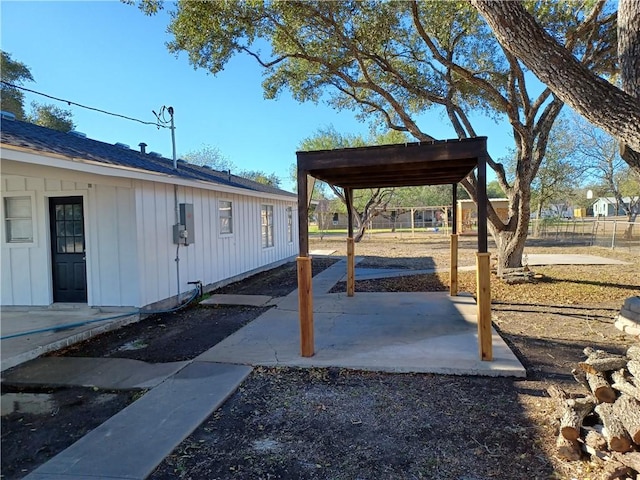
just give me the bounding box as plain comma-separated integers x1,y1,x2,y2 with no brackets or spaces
591,197,640,217
1,117,298,309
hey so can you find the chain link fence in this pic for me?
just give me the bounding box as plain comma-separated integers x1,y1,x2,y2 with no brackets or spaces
528,217,639,254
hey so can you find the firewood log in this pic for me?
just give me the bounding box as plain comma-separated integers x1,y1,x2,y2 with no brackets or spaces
627,360,640,382
587,370,617,403
601,462,632,480
547,386,596,440
562,397,596,440
627,344,640,362
572,368,591,393
595,403,634,453
611,451,640,473
584,426,608,453
611,369,640,402
556,434,582,461
579,356,628,375
584,346,607,358
612,394,640,445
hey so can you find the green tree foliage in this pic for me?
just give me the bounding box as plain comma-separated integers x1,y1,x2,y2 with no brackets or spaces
237,170,281,188
486,181,503,199
529,117,583,225
183,144,281,188
183,144,234,171
1,51,76,130
1,50,33,119
298,126,409,241
26,102,75,132
137,1,617,270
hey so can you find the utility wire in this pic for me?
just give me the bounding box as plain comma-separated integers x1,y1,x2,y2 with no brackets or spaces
1,81,168,128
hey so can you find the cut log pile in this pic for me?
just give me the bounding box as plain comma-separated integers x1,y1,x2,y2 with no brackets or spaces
549,344,640,479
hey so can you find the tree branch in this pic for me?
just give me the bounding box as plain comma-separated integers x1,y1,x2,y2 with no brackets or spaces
470,0,640,157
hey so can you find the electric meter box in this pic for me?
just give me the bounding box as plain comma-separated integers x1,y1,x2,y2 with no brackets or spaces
173,203,195,245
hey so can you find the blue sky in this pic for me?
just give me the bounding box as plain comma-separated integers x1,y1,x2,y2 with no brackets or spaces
1,1,512,191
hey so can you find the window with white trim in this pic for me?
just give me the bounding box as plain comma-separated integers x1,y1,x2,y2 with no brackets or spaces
219,200,233,234
286,206,293,243
4,196,34,243
261,204,274,248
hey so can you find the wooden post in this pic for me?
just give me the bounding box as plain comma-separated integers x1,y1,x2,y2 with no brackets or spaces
450,183,458,296
297,256,314,357
345,187,355,297
476,252,492,361
295,162,314,357
450,234,458,296
347,237,355,296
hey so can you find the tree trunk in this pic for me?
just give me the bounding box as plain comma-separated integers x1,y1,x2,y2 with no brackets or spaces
488,186,532,276
471,0,640,170
354,221,367,243
618,0,640,173
623,213,636,240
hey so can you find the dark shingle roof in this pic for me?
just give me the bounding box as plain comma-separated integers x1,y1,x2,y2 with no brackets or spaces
0,119,295,198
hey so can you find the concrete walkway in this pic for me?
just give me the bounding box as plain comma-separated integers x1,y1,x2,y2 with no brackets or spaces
1,307,139,372
5,253,624,479
23,362,251,480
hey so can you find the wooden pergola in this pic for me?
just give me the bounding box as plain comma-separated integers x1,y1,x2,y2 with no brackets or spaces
295,137,492,361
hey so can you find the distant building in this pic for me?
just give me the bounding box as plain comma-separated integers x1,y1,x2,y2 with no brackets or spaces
591,197,640,217
457,199,509,233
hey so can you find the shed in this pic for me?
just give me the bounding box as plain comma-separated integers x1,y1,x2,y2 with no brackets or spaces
457,198,509,233
1,119,298,310
296,137,493,361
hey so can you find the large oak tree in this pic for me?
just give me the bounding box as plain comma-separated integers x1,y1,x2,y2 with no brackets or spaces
471,0,640,175
138,1,617,272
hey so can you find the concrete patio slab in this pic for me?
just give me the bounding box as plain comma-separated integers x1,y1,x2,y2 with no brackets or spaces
200,294,273,307
196,291,525,377
24,362,252,480
2,357,189,390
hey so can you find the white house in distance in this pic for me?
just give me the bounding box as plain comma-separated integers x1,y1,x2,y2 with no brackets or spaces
1,116,298,309
592,197,640,217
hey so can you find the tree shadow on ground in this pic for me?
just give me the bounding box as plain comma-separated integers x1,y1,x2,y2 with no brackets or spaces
149,368,556,480
538,275,640,292
493,324,628,389
356,255,438,270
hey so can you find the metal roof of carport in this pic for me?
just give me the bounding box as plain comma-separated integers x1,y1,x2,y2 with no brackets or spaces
296,137,486,189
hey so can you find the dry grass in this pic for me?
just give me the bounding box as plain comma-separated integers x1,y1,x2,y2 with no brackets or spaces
313,234,640,307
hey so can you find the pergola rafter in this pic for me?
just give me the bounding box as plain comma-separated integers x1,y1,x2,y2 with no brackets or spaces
296,137,492,361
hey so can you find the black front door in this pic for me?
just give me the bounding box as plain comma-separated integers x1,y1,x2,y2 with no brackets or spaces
49,196,87,303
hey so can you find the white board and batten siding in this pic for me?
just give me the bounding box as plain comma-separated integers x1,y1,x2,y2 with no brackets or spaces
2,157,298,308
1,163,139,307
134,180,298,308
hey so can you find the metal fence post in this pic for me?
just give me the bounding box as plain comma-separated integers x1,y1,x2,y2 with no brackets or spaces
611,220,617,249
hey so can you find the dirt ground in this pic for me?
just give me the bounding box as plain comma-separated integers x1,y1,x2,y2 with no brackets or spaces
2,235,639,480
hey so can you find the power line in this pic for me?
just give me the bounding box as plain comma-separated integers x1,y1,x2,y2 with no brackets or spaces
1,81,168,128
